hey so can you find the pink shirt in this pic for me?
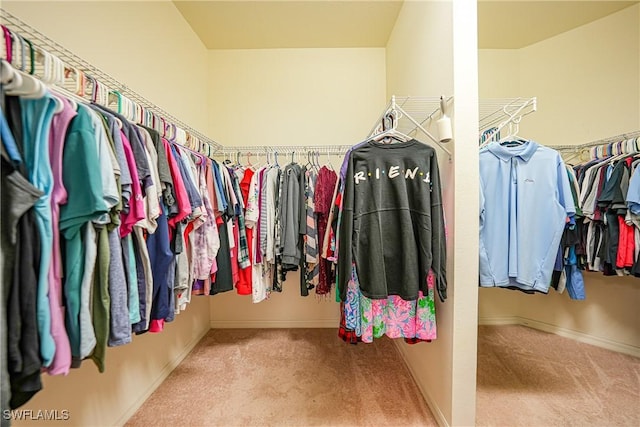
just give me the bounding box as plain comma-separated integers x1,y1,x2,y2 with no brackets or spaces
119,131,145,237
47,95,76,375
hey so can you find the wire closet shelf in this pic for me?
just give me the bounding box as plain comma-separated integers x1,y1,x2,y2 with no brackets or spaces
0,9,222,156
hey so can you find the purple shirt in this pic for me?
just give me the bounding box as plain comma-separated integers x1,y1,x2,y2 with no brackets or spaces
255,168,266,264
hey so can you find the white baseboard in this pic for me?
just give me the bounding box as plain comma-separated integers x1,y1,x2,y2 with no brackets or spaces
393,341,450,427
479,316,640,358
115,326,210,426
477,316,520,326
210,319,338,329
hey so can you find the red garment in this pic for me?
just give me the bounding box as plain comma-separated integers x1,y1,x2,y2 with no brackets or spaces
148,319,164,333
617,216,635,268
236,169,255,295
314,167,338,294
236,227,253,295
240,168,255,205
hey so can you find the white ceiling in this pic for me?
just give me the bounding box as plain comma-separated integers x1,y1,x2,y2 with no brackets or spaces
478,1,638,49
173,0,639,50
173,0,403,49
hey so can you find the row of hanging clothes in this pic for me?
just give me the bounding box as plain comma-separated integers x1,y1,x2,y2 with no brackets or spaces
562,133,640,279
213,150,340,302
0,46,226,411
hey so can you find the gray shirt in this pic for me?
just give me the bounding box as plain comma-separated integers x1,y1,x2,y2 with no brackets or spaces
281,163,302,266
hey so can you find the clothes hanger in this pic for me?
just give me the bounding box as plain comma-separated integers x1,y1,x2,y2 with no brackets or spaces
1,25,13,65
370,108,411,143
14,33,27,72
326,150,335,170
0,59,20,85
245,152,254,169
4,37,47,99
38,50,64,113
304,151,313,170
498,118,527,147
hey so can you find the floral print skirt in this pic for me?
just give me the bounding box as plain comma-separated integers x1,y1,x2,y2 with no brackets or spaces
343,266,436,343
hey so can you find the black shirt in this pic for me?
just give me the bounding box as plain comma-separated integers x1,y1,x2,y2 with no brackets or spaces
338,139,447,302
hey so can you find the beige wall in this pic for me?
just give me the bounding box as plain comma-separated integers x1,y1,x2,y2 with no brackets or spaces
519,3,640,145
207,47,387,326
2,0,210,132
2,1,213,426
386,1,479,426
478,4,640,353
478,49,520,99
207,47,386,147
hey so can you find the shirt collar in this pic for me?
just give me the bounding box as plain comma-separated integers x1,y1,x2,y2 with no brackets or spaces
487,140,539,162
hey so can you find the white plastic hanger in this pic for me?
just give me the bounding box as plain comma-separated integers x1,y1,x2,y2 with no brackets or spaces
370,109,411,143
0,59,20,85
326,150,335,170
4,67,46,98
3,36,46,98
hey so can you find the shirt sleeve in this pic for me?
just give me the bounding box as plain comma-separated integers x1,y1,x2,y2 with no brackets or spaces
337,156,355,302
627,167,640,215
429,151,447,302
557,155,576,218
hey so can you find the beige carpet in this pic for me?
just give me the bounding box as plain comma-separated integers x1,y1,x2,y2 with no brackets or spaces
126,328,436,427
477,325,640,427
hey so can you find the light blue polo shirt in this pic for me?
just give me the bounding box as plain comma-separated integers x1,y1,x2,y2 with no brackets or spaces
479,141,575,293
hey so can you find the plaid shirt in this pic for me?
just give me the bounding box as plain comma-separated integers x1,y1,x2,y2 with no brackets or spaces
228,167,250,269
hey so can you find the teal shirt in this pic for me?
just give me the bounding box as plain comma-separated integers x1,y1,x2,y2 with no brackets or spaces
60,105,109,358
21,94,57,367
125,234,141,325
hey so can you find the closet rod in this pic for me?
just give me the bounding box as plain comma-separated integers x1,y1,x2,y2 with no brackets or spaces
217,145,352,155
0,9,222,155
553,130,640,151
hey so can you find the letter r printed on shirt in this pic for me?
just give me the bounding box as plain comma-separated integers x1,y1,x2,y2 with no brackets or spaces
354,171,367,184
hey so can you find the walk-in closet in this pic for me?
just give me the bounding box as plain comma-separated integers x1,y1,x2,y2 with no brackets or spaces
1,1,478,426
476,1,639,426
1,1,638,426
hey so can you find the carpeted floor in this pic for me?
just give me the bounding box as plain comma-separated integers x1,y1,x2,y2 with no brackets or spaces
476,325,640,427
125,328,437,427
127,326,640,426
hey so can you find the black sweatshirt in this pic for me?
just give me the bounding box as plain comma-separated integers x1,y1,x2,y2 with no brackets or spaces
338,140,447,302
